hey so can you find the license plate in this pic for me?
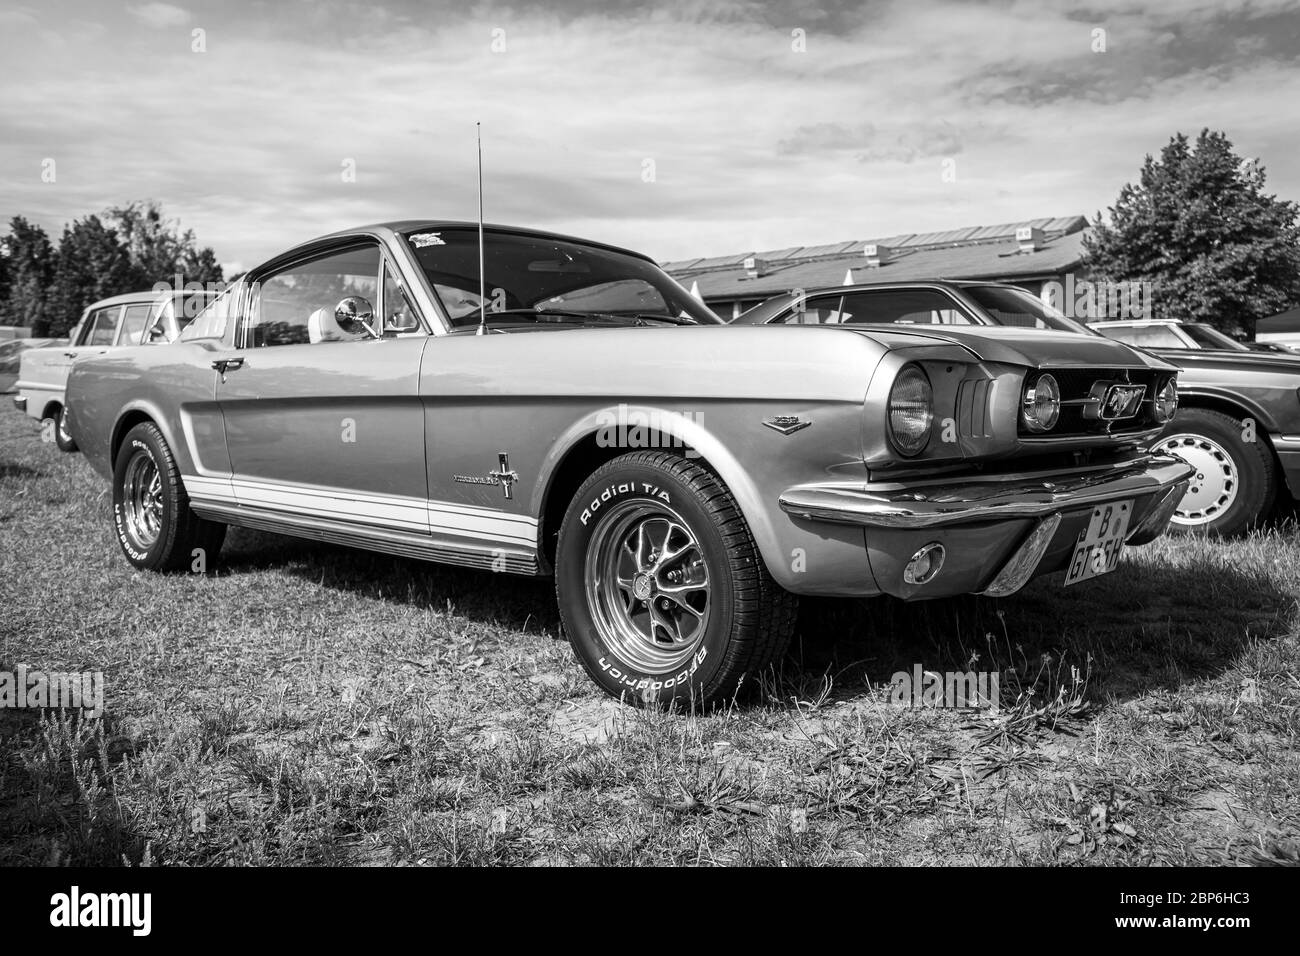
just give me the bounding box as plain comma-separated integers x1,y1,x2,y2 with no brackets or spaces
1064,499,1132,586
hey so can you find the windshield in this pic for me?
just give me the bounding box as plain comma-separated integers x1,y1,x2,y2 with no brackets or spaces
1182,323,1248,351
962,285,1095,334
403,228,721,328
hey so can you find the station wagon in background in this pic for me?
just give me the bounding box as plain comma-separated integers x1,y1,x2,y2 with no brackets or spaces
66,222,1192,706
0,337,63,395
14,289,215,451
739,282,1300,536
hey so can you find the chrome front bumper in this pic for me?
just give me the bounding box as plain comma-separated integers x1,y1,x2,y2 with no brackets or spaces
12,396,26,412
779,455,1194,530
779,455,1194,600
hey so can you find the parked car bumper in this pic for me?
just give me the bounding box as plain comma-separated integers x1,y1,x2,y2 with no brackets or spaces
1272,434,1300,499
12,395,26,412
14,381,63,421
779,455,1193,600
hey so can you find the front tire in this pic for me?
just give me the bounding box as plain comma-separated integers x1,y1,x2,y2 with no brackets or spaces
1154,407,1276,536
112,422,226,571
555,452,796,707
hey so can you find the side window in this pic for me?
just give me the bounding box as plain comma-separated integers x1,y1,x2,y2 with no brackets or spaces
117,303,151,345
781,295,846,325
175,293,214,335
381,262,420,334
839,290,973,325
180,288,237,342
83,307,121,346
247,244,381,347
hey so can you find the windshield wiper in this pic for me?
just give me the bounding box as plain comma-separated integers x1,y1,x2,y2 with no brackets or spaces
472,309,694,327
624,313,700,326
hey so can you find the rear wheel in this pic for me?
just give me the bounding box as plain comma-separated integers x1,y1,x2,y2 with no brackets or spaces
555,452,796,707
1154,407,1276,536
55,404,78,453
41,405,78,452
112,422,226,571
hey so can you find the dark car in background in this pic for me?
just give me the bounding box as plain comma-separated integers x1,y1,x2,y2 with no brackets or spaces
1092,319,1247,352
1246,342,1300,356
737,281,1300,536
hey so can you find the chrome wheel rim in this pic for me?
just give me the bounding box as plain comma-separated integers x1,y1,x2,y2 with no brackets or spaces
584,501,711,674
122,449,164,548
1155,433,1238,526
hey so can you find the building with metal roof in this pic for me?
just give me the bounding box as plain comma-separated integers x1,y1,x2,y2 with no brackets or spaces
664,215,1091,319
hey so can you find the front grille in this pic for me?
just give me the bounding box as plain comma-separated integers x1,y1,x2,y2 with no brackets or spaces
956,378,994,439
1024,367,1162,438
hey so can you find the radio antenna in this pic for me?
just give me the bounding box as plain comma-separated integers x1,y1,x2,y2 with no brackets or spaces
476,122,487,336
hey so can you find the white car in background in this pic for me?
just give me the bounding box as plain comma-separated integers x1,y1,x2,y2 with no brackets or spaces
12,289,214,451
0,337,64,394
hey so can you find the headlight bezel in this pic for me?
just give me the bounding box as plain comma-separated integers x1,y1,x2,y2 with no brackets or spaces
1152,376,1179,424
1021,372,1061,434
887,363,935,457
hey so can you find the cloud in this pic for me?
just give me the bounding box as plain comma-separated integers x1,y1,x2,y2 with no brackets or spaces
126,3,190,29
2,0,1299,268
777,121,964,163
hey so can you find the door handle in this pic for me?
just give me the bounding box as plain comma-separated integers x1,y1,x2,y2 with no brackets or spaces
212,357,245,373
63,351,77,359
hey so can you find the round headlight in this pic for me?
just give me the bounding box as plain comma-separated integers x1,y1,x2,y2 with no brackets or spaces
888,364,934,456
1153,377,1178,423
1021,372,1060,433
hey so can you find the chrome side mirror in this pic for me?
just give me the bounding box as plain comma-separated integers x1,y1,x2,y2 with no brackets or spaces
335,296,378,338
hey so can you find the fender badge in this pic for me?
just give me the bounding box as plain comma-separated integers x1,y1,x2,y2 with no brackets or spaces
454,452,519,499
762,415,811,435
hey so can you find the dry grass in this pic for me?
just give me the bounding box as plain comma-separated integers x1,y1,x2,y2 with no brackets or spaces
1,411,1297,866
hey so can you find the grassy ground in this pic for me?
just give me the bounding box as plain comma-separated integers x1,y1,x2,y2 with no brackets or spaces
1,410,1297,866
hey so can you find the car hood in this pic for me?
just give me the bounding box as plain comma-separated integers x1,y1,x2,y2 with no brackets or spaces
837,324,1180,372
1152,347,1300,376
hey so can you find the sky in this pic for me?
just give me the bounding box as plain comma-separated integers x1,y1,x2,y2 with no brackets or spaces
2,0,1299,273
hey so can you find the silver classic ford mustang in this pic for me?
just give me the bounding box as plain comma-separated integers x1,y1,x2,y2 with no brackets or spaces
66,221,1194,705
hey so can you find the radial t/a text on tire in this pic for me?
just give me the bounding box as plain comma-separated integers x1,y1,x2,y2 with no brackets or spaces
555,451,796,707
112,422,226,572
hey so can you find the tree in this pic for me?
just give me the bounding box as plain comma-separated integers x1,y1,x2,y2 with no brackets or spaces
106,200,223,289
178,242,224,287
0,203,224,334
1084,130,1300,336
1,217,54,332
48,215,137,337
0,240,10,316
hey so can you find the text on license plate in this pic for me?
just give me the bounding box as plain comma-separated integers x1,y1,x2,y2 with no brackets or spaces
1064,499,1132,586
